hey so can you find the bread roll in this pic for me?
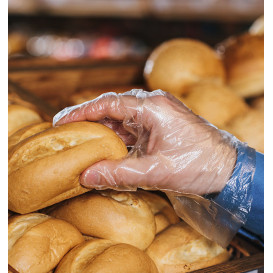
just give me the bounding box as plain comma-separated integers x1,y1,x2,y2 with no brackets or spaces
221,33,264,98
183,82,249,128
8,122,128,213
146,222,230,273
144,38,226,97
55,238,159,273
8,122,52,151
8,104,43,136
136,190,180,234
8,213,84,273
46,190,156,250
223,109,264,153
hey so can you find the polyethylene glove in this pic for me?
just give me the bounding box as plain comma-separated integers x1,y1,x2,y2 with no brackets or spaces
53,89,254,247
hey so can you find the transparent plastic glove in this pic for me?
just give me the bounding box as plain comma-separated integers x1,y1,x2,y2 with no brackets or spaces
53,89,255,247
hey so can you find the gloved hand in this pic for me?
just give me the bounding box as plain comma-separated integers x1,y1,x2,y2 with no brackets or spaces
54,89,237,196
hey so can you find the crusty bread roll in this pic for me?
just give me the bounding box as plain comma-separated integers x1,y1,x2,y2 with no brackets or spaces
182,82,249,128
8,122,128,214
46,190,156,250
55,238,159,273
8,122,52,151
69,85,142,105
221,33,264,98
223,109,264,153
146,222,230,273
8,213,84,273
136,190,180,234
8,104,43,136
249,15,264,36
144,38,226,97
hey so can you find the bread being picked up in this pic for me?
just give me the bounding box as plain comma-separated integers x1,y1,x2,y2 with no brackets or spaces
8,122,128,214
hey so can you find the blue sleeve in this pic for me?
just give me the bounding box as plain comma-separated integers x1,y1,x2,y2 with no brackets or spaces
215,147,264,239
243,152,264,238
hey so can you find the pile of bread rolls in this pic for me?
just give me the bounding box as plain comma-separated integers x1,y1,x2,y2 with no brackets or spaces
144,15,264,153
8,100,230,272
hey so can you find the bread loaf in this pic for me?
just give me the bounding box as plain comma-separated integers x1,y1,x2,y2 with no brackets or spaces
55,238,159,273
223,109,264,153
8,213,84,273
221,33,264,98
136,190,180,234
46,190,156,250
8,104,43,136
8,122,128,213
183,82,249,128
146,222,230,273
144,38,226,96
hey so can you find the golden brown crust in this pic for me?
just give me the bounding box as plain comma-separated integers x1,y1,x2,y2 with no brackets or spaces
8,122,52,151
46,190,156,250
221,34,264,98
146,222,230,273
55,238,159,273
183,82,249,128
8,104,43,136
223,109,264,153
8,122,128,213
136,190,180,234
144,38,226,96
8,213,84,273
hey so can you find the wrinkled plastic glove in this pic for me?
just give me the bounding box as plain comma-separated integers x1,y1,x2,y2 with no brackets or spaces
53,89,254,247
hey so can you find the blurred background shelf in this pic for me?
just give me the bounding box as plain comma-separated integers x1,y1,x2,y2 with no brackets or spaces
9,0,263,22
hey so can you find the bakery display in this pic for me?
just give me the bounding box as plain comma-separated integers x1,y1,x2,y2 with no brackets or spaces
221,33,264,98
136,190,180,234
55,238,159,273
8,104,43,136
182,82,249,128
146,222,230,273
8,12,264,272
45,190,156,250
144,38,226,97
223,109,264,153
8,121,128,213
8,213,84,273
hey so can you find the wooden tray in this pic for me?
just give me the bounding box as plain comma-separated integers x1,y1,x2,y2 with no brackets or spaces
8,57,146,109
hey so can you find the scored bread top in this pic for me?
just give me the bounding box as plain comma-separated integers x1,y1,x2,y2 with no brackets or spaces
9,121,127,175
46,190,156,250
55,238,159,273
146,222,230,273
8,122,128,213
8,122,52,152
8,213,84,273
